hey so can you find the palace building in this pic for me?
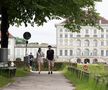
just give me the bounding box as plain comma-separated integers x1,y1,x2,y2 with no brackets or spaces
56,17,108,64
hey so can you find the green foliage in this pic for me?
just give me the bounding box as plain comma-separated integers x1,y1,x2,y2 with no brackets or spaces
43,62,67,71
78,64,108,76
63,66,108,90
15,67,30,77
14,61,67,71
0,76,13,87
0,67,29,87
0,0,101,31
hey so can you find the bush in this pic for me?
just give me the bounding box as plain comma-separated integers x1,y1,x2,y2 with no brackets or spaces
14,61,25,68
11,60,68,71
16,58,21,61
32,61,68,71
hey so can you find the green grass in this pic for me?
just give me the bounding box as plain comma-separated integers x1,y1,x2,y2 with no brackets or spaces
78,64,108,76
0,67,30,88
15,67,30,77
63,66,107,90
0,75,13,88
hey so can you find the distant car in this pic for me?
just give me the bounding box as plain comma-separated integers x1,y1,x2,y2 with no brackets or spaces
70,59,77,63
98,59,107,64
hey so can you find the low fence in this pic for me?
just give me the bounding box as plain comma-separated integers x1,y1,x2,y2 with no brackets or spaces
0,67,16,78
68,66,108,90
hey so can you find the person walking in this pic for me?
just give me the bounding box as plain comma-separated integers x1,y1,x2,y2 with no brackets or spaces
36,48,44,74
46,45,54,74
29,52,34,71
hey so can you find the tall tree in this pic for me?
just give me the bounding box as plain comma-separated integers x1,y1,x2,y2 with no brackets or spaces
0,0,101,48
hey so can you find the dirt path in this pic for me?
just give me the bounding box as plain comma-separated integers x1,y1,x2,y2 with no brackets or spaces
1,71,75,90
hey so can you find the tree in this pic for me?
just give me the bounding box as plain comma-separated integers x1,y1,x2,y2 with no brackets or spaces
0,0,101,48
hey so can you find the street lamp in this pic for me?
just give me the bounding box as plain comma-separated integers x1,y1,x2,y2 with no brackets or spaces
23,32,31,56
23,32,31,66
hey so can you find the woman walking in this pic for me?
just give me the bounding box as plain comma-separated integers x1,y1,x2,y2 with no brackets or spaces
36,48,44,74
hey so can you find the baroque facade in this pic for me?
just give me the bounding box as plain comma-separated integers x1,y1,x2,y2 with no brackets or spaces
56,17,108,63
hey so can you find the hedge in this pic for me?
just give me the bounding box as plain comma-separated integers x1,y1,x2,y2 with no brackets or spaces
8,61,68,71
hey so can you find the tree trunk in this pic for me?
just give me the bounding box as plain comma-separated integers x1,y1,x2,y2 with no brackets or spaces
1,7,9,48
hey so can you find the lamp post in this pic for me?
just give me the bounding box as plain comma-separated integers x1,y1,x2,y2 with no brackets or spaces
23,32,31,67
25,40,28,55
23,32,31,56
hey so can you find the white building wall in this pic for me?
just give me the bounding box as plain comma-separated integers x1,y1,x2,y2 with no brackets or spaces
56,22,108,63
15,44,56,61
8,38,15,61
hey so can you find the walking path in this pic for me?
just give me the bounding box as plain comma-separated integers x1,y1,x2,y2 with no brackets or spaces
1,71,75,90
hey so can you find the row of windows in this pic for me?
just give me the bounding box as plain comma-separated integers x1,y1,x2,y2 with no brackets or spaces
59,49,108,56
59,34,108,38
59,39,108,46
59,29,108,33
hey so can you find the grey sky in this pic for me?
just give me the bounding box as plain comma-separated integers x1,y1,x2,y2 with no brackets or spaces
9,0,108,45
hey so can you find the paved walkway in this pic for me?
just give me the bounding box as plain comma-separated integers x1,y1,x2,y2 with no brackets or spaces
1,71,75,90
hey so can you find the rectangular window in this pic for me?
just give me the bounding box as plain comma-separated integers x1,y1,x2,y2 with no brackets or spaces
60,29,63,32
65,34,68,38
101,29,104,32
77,35,80,37
65,29,68,32
101,34,104,38
106,34,108,38
106,41,108,46
85,35,89,37
70,50,73,56
60,34,63,38
93,35,97,37
70,34,73,38
106,50,108,56
65,50,68,56
106,30,108,32
101,41,104,46
101,50,104,56
59,50,63,56
94,29,97,34
86,29,89,34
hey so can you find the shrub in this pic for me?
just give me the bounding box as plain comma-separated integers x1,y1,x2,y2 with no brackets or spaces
32,61,68,71
16,58,21,61
14,61,25,68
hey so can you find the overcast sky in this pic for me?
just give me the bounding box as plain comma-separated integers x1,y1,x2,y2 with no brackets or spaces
9,0,108,45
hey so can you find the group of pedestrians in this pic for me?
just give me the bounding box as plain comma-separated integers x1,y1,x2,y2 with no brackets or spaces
27,45,54,74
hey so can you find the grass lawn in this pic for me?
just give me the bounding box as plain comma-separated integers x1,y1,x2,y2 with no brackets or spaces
77,64,108,76
0,67,30,88
63,65,108,90
15,67,30,77
0,75,13,88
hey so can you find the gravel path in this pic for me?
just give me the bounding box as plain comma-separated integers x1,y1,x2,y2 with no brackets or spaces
1,71,75,90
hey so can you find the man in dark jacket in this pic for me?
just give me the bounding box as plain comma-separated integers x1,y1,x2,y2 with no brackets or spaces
29,52,34,71
46,45,54,74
